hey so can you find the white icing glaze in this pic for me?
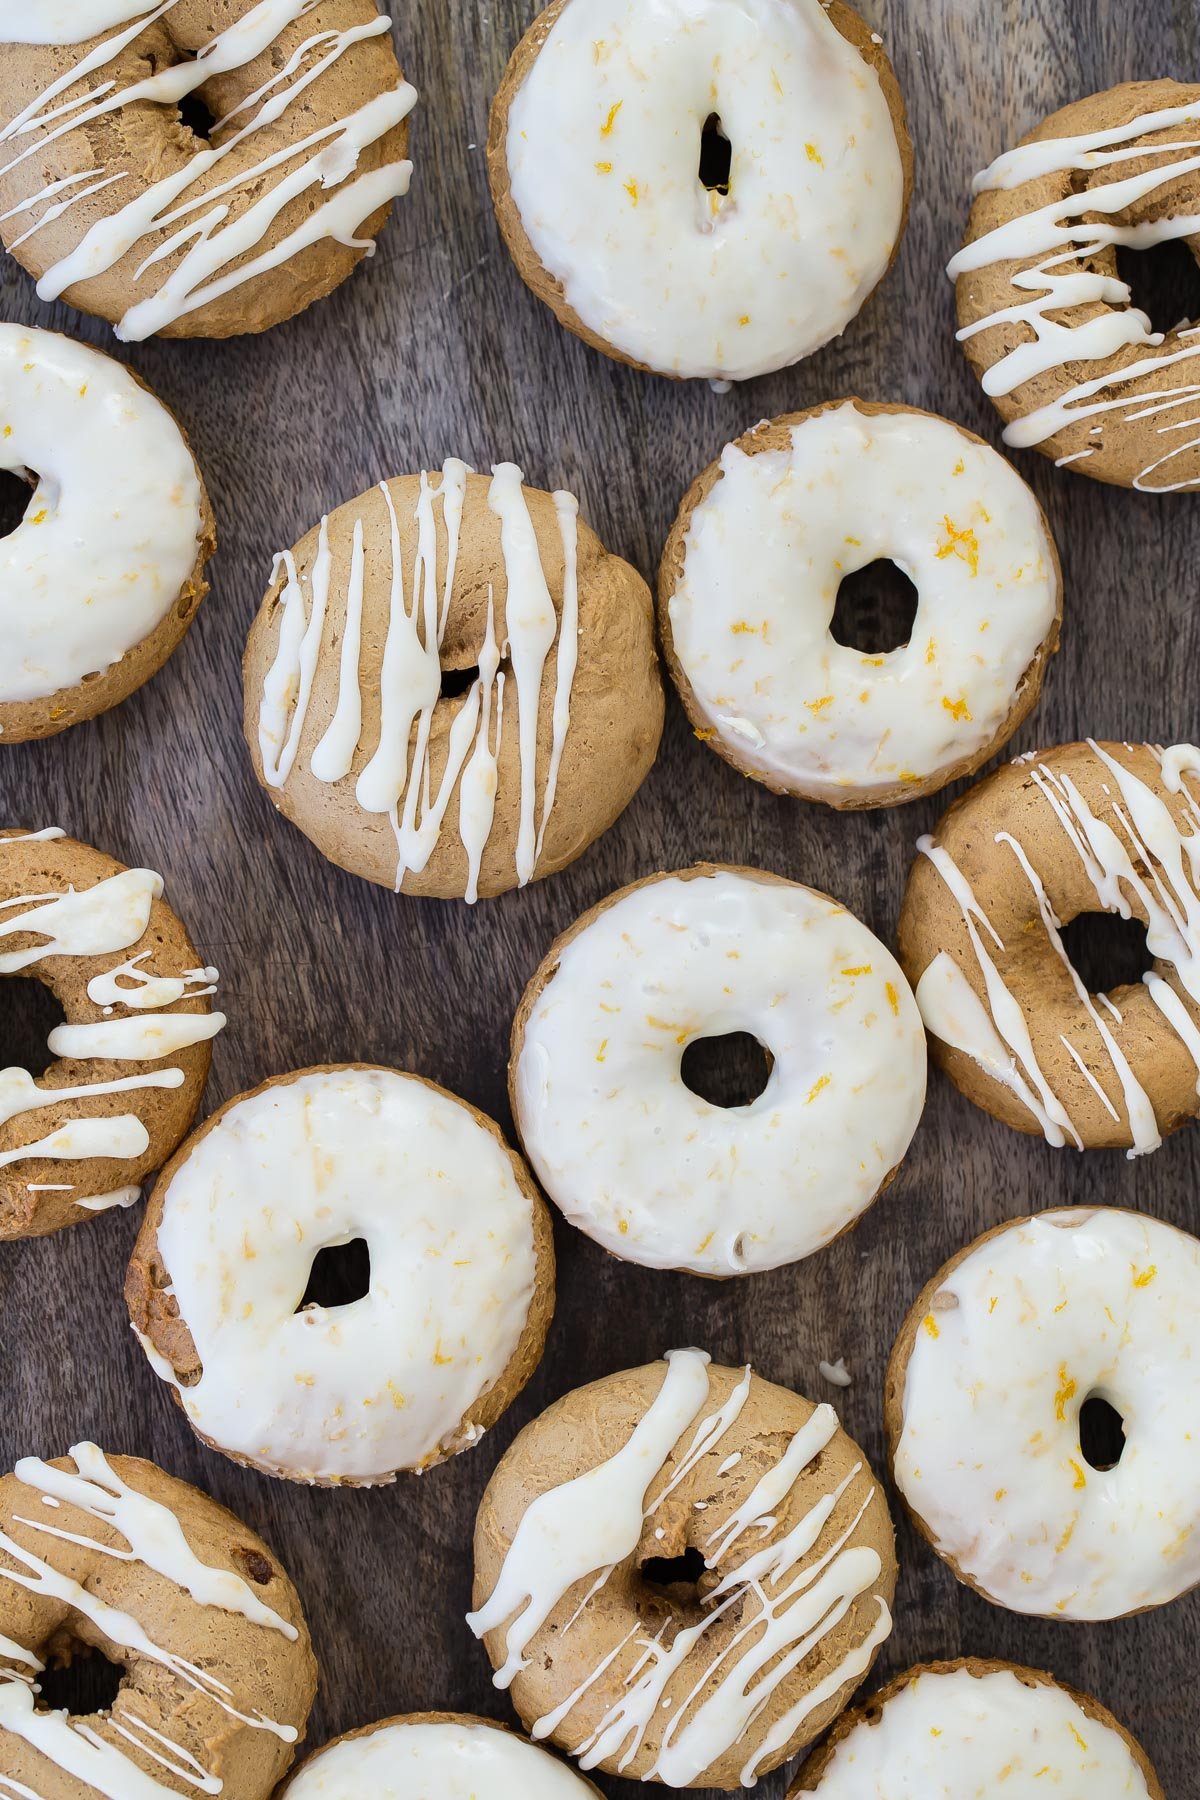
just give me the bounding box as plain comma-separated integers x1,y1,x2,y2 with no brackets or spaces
513,870,926,1274
0,1443,303,1798
468,1349,892,1786
808,1665,1153,1797
504,0,905,380
667,405,1058,796
0,848,224,1191
285,1718,597,1798
138,1068,540,1482
0,1,416,342
257,462,580,903
914,740,1200,1155
948,95,1200,490
0,326,205,705
894,1208,1200,1619
0,3,158,44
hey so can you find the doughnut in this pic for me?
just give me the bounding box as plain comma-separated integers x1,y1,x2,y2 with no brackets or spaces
510,864,926,1276
791,1659,1165,1798
0,1,415,342
0,1440,316,1797
950,81,1200,491
0,325,215,742
126,1064,555,1485
659,401,1062,806
244,459,662,901
487,0,912,382
898,739,1200,1154
280,1713,601,1797
885,1207,1200,1621
468,1348,896,1788
0,827,224,1239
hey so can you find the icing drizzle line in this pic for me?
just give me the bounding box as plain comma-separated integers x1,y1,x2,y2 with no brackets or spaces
466,1349,890,1787
948,96,1200,490
0,838,225,1205
257,461,580,903
0,0,417,342
0,1444,299,1799
915,741,1200,1155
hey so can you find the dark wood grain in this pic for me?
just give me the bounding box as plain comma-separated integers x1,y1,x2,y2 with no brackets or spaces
2,0,1199,1794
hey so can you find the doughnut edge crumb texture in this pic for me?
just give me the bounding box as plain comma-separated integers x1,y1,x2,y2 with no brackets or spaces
486,0,912,380
126,1064,555,1486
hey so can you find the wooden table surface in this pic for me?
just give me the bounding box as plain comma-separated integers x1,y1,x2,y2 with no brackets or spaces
3,0,1199,1794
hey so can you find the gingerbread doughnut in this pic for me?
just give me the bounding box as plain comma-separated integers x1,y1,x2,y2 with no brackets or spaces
0,1,415,341
468,1349,896,1788
0,1441,315,1798
244,459,662,901
511,865,926,1276
0,827,224,1239
0,325,215,741
950,81,1200,490
790,1660,1165,1798
898,740,1200,1154
660,401,1062,806
279,1713,601,1797
127,1064,555,1485
487,0,911,382
885,1207,1200,1621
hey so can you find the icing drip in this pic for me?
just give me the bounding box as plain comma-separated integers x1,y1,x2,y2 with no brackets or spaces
257,461,581,903
915,741,1200,1154
0,852,224,1185
467,1349,890,1786
948,97,1200,490
0,1,417,342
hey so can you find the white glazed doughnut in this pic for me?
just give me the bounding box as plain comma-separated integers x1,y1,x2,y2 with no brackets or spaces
660,402,1062,806
489,0,910,381
510,866,927,1276
792,1661,1163,1799
127,1065,554,1485
0,325,213,738
281,1715,600,1798
887,1207,1200,1620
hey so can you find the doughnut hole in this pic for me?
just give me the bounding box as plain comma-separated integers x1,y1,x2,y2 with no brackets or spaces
680,1031,772,1108
297,1236,371,1310
639,1543,708,1600
830,559,919,655
4,976,66,1078
1079,1393,1126,1472
177,91,217,143
0,466,35,538
1058,911,1154,1003
698,113,732,196
440,661,481,700
36,1637,124,1716
1115,235,1200,335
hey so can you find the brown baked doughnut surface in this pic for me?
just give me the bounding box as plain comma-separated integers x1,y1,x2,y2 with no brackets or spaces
899,739,1200,1153
0,1443,316,1797
243,460,663,901
0,1,414,341
790,1659,1165,1797
468,1351,896,1789
951,80,1200,490
128,1064,555,1486
0,828,223,1238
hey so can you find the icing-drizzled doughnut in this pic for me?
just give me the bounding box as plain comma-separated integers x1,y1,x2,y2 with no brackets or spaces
886,1208,1200,1621
899,740,1200,1154
791,1660,1164,1798
244,459,662,902
0,1,416,341
468,1349,896,1789
0,326,215,741
660,402,1062,806
280,1713,601,1798
950,81,1200,490
0,828,224,1239
487,0,911,382
0,1441,316,1798
510,865,926,1276
126,1064,555,1485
